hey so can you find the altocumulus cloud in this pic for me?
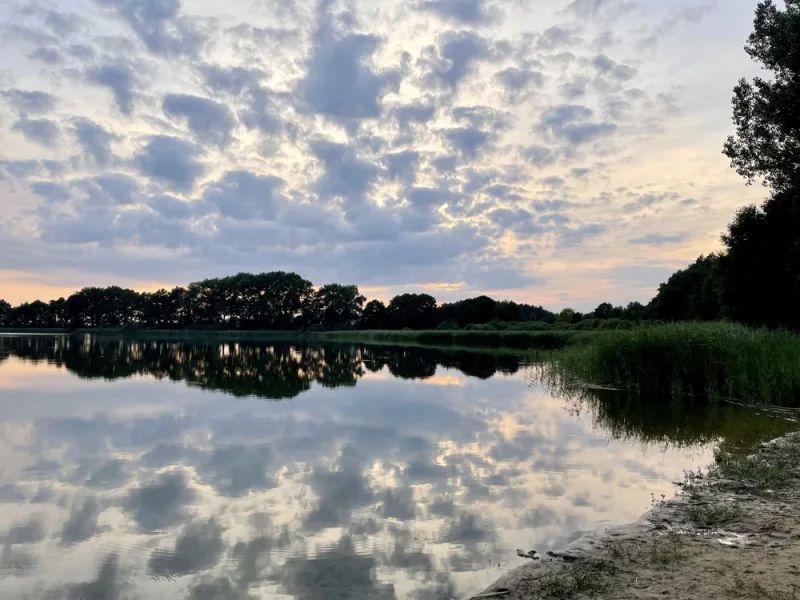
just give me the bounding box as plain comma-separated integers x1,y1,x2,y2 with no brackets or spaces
0,0,746,305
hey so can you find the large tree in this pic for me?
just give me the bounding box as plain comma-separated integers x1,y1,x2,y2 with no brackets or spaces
717,0,800,328
387,294,438,330
723,0,800,192
310,284,366,328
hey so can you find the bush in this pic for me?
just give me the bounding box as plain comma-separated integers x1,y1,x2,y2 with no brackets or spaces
436,320,460,331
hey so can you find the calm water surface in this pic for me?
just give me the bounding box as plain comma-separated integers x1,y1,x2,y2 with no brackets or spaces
0,335,780,599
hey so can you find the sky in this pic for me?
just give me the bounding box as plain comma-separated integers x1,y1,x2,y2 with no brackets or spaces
0,0,768,310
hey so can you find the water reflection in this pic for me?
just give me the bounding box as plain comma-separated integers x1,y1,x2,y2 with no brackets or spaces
0,336,520,399
0,335,790,599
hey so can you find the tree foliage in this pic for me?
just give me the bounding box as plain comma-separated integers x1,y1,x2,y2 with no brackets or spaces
723,0,800,192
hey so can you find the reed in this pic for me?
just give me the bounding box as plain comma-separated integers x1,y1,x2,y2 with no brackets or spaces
551,323,800,406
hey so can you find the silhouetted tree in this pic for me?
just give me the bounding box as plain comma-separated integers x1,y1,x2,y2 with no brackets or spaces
593,303,614,320
649,255,722,322
309,284,365,328
622,301,646,321
387,294,438,330
518,303,557,323
361,300,388,329
557,308,583,324
0,299,11,324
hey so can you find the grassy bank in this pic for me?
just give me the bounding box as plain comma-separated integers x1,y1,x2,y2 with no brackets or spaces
550,322,800,406
316,328,595,350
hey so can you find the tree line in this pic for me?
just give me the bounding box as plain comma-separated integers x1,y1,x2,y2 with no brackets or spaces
0,272,560,331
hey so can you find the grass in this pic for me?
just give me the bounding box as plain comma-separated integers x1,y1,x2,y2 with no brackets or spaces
686,504,743,529
317,329,596,350
536,561,615,598
550,322,800,406
712,439,800,495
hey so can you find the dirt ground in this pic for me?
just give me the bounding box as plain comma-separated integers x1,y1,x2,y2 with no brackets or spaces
474,433,800,600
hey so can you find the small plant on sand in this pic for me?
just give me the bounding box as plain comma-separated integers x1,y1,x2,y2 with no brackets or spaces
647,534,686,569
536,561,615,598
686,504,743,529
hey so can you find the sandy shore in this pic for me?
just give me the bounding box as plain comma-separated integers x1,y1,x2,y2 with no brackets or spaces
471,432,800,600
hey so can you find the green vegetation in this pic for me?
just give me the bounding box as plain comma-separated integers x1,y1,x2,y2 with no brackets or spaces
686,504,743,529
550,323,800,406
712,440,800,495
536,561,615,599
317,328,593,350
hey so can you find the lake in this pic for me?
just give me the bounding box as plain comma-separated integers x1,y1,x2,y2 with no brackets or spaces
0,334,786,599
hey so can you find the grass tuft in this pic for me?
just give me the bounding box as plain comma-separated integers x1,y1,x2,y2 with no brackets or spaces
686,504,743,529
536,561,615,598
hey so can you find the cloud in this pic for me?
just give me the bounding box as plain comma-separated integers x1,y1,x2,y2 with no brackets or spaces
32,181,71,203
134,135,205,192
522,145,557,168
565,0,635,19
494,67,544,103
43,9,83,37
621,192,679,214
75,173,141,205
71,118,117,167
559,223,606,247
542,176,565,187
311,139,382,213
163,94,238,149
28,47,63,65
12,119,60,147
417,0,500,25
537,25,581,50
149,194,204,220
419,30,495,91
591,54,637,81
296,4,401,131
629,233,686,246
201,64,266,96
0,89,57,117
442,127,492,161
537,104,617,146
86,63,137,115
203,170,284,221
1,160,43,179
95,0,206,58
383,150,421,184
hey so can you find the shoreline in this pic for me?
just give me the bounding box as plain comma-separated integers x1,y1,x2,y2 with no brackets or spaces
473,431,800,600
0,327,588,352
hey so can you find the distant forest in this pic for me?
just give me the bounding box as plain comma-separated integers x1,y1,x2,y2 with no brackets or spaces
0,272,576,331
2,1,798,333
